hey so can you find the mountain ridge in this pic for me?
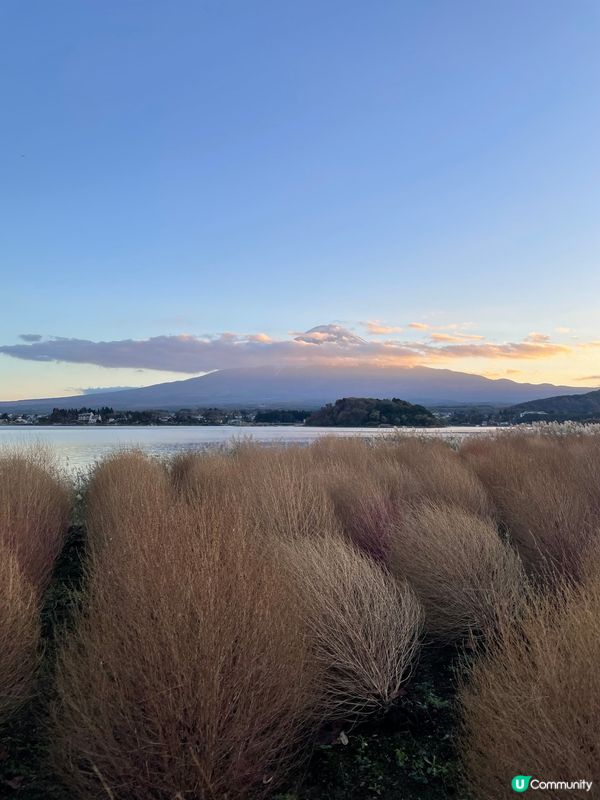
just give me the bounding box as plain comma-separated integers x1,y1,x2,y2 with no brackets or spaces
508,387,600,419
0,365,593,413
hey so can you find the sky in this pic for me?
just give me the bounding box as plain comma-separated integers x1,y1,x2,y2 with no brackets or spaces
1,0,599,401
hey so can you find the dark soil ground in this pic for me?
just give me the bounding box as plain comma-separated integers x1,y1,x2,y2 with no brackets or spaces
0,526,468,800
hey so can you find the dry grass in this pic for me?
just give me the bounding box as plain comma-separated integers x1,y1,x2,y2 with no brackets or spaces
384,437,492,517
0,447,70,725
0,447,71,593
54,506,319,799
462,433,600,581
226,444,339,542
390,503,526,642
54,454,321,799
50,434,600,798
171,448,238,505
84,449,171,555
459,564,600,799
0,544,40,724
52,448,425,798
311,437,491,564
282,533,422,716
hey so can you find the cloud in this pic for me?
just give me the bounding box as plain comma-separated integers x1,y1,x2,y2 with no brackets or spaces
293,324,367,346
556,326,574,334
423,341,570,359
362,321,403,335
19,333,43,342
247,333,272,343
0,324,575,374
76,386,135,395
525,332,551,343
408,322,429,330
430,332,485,343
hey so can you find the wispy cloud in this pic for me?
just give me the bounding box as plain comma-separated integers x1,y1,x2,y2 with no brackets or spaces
75,386,135,395
429,332,485,343
0,323,576,374
525,332,551,343
362,320,404,335
19,333,43,342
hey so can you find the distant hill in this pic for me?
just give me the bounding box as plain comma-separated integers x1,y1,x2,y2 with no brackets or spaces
508,387,600,420
306,397,438,427
0,365,592,413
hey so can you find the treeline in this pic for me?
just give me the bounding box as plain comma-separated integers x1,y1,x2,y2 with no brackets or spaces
253,409,311,424
40,408,114,424
306,397,438,427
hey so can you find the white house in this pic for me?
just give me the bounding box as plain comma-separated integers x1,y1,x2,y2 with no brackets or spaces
78,411,101,424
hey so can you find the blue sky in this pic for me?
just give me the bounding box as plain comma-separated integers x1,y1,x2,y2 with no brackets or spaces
1,0,599,399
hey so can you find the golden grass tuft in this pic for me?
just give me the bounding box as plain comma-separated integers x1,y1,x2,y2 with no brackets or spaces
390,503,526,642
0,544,40,723
0,447,71,593
462,433,600,581
0,447,70,725
459,566,600,799
384,437,492,517
282,532,423,716
54,514,319,797
311,437,491,564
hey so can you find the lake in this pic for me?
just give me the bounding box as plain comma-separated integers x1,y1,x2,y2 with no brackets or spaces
0,425,494,473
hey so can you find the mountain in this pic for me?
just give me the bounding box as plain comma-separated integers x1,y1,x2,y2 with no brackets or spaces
0,365,593,413
508,388,600,420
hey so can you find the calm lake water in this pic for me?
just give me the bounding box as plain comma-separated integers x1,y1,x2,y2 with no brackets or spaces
0,425,493,473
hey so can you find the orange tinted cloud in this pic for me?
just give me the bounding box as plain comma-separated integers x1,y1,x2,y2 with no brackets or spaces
247,333,272,343
420,341,571,360
0,324,575,373
362,320,403,335
525,332,551,343
430,332,485,343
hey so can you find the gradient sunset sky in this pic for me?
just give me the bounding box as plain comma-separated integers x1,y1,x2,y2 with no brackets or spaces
1,0,599,401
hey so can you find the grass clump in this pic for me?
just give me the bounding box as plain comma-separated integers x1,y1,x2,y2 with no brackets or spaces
462,433,600,582
53,450,423,799
282,533,423,716
0,448,71,594
0,546,40,722
0,448,71,727
390,503,525,643
459,566,600,799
